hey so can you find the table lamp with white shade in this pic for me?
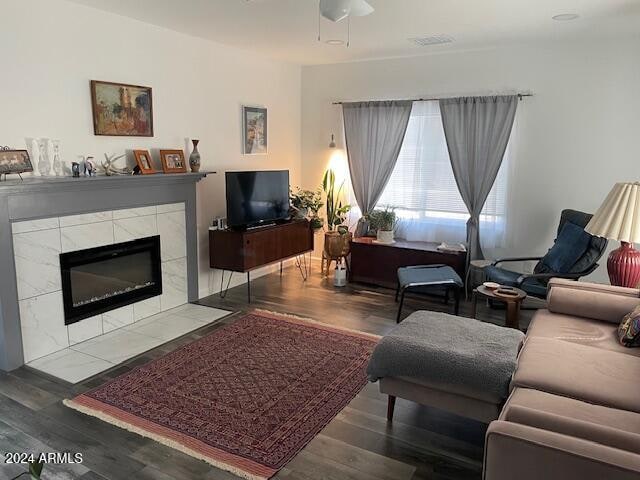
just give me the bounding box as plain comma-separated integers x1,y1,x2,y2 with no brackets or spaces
584,182,640,288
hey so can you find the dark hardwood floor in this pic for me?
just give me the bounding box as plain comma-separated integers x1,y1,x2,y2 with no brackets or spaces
0,264,537,480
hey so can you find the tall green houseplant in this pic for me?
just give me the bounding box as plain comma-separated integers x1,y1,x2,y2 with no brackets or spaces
321,168,352,276
322,169,350,234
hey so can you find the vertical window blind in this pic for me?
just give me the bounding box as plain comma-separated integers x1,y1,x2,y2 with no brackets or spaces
375,101,511,247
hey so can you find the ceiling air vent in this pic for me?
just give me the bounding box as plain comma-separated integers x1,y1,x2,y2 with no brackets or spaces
408,35,454,47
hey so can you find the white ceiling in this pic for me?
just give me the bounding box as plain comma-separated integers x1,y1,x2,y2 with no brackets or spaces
68,0,640,65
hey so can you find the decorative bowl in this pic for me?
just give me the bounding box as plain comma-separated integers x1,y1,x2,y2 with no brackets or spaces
483,281,500,290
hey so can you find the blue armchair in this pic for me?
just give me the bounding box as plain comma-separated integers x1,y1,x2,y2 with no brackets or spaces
483,210,608,298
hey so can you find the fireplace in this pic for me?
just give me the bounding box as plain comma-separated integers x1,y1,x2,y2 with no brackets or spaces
60,236,162,325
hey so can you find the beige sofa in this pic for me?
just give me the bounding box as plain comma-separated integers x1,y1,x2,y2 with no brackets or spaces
484,278,640,479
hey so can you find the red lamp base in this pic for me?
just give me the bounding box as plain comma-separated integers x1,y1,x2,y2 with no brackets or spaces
608,242,640,288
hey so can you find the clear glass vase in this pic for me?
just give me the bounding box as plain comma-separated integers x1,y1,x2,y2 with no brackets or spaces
52,140,62,176
37,138,51,176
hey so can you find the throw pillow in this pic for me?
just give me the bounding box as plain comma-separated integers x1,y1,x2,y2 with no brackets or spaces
618,305,640,347
540,221,591,273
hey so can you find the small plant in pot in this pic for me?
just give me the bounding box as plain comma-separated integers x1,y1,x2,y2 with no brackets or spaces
367,207,397,244
289,187,324,231
10,459,44,480
322,169,351,258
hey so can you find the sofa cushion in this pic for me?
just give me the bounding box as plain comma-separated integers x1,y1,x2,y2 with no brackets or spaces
512,337,640,414
618,305,640,347
547,280,640,324
527,309,640,357
504,388,640,435
502,388,640,454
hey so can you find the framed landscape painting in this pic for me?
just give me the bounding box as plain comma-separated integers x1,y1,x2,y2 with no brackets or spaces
243,106,267,154
91,80,153,137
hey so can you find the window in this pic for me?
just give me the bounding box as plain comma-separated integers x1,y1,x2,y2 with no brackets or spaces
375,101,511,248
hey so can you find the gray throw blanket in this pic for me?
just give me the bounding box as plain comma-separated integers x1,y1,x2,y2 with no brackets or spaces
367,311,524,402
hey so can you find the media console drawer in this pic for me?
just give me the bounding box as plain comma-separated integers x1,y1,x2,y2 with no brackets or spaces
209,220,313,272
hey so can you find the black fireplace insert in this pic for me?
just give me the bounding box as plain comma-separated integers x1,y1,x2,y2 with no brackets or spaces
60,236,162,325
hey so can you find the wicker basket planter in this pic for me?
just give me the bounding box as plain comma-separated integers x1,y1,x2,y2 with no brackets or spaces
324,231,352,258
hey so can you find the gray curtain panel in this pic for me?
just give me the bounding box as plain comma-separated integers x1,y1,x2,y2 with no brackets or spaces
439,95,518,262
342,101,413,236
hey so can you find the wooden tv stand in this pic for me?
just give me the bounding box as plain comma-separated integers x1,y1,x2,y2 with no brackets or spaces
209,219,313,301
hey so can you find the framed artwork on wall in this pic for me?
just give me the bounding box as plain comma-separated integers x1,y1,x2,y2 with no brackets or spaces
0,148,33,178
160,149,187,174
91,80,153,137
242,106,267,155
133,150,156,174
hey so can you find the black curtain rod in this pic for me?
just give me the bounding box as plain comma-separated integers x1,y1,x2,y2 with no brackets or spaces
332,93,533,105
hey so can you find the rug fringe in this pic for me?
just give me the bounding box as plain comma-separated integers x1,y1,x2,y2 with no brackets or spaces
251,308,381,340
63,399,268,480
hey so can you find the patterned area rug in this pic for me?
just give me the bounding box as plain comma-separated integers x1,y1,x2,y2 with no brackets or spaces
65,310,379,480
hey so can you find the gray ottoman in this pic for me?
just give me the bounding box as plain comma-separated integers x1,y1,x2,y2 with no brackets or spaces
367,310,524,423
396,264,463,322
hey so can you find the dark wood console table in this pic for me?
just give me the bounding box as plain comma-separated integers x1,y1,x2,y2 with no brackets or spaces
349,237,466,289
209,220,313,301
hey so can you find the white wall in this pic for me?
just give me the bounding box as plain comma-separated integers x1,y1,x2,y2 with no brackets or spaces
1,0,302,298
301,41,640,281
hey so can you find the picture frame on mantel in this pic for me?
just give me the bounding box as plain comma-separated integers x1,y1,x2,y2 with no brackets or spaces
0,148,33,180
242,105,267,155
160,149,187,174
90,80,154,137
133,149,156,174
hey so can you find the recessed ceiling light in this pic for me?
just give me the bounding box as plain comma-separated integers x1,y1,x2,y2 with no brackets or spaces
552,13,580,21
325,39,345,45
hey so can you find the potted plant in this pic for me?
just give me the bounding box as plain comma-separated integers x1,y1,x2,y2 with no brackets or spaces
368,207,397,244
289,187,324,231
10,460,44,480
322,169,351,258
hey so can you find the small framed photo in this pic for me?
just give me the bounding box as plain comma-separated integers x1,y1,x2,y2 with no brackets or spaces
159,149,187,174
242,106,267,155
133,149,155,174
0,149,33,176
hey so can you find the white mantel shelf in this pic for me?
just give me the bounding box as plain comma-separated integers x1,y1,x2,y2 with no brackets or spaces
0,171,214,195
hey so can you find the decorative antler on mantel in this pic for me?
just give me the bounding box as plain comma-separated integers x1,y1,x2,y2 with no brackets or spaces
100,153,131,176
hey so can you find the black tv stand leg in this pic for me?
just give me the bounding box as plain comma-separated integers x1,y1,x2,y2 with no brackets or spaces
218,270,233,299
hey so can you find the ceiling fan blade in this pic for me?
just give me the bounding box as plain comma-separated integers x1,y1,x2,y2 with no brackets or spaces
348,0,374,17
319,0,351,22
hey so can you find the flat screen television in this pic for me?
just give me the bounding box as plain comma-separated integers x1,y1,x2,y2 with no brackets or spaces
225,170,290,229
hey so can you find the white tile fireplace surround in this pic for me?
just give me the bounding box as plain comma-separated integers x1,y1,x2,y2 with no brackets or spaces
26,303,230,383
12,202,192,365
0,173,209,372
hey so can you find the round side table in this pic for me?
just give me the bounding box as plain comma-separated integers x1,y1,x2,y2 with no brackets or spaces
471,285,527,330
465,259,493,299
